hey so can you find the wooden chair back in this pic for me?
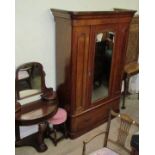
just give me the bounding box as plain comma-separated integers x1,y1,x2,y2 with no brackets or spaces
82,110,139,155
104,110,139,153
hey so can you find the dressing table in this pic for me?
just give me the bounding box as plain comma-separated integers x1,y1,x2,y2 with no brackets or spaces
15,62,58,152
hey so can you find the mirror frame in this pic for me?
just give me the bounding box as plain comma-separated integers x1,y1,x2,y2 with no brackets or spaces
15,62,47,100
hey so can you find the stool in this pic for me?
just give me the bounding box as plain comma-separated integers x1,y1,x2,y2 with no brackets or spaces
121,62,139,109
47,108,68,146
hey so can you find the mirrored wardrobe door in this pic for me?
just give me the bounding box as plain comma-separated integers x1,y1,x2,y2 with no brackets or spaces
91,31,115,103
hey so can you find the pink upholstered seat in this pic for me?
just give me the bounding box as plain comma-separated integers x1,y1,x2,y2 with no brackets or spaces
89,147,119,155
48,108,67,125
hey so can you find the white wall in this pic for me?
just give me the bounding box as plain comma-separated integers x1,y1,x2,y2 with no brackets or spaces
16,0,139,138
16,0,139,90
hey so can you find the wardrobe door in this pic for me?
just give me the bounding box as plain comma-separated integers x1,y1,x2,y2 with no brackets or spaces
71,26,90,114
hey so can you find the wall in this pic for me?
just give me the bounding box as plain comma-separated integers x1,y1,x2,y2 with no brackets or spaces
16,0,139,138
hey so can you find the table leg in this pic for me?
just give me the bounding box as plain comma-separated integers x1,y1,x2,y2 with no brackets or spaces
122,76,130,109
15,125,20,141
37,121,48,152
15,121,48,152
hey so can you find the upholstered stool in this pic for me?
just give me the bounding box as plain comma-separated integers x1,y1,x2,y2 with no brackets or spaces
47,108,68,146
122,62,139,109
89,147,119,155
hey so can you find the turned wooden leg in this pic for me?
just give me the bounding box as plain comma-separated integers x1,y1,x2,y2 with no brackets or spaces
37,122,48,152
122,76,130,109
45,123,51,138
53,127,57,146
15,122,48,152
63,123,68,138
82,142,86,155
15,125,20,141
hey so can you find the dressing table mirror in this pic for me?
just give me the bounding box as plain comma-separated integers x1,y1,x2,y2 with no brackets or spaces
15,62,56,106
15,62,58,152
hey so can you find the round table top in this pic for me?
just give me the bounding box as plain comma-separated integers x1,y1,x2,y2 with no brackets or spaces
15,99,58,125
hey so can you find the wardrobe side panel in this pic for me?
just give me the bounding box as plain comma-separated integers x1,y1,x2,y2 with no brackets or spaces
55,17,71,88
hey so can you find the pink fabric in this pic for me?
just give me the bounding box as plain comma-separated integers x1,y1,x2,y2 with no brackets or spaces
48,108,67,125
89,147,119,155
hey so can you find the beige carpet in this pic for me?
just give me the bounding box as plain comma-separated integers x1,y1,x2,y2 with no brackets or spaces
15,94,139,155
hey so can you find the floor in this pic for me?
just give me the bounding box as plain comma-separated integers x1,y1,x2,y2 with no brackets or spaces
15,94,139,155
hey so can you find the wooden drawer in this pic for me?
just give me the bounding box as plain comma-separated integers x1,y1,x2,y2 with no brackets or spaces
69,99,120,138
71,103,110,133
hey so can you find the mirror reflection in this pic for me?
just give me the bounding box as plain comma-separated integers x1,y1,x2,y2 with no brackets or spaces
92,31,115,102
16,63,43,99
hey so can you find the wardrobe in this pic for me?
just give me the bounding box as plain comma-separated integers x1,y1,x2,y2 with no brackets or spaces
51,9,135,138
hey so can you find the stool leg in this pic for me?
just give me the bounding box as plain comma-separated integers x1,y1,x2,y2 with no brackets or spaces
45,123,51,138
122,76,129,109
63,123,68,138
53,127,57,146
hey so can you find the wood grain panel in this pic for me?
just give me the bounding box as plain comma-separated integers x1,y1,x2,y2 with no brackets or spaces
125,16,139,64
111,24,129,94
71,27,90,113
69,98,120,138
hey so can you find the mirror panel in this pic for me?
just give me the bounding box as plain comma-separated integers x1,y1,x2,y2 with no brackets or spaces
16,63,44,100
91,31,115,102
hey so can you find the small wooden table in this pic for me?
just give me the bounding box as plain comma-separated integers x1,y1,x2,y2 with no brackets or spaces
15,99,58,152
122,62,139,109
